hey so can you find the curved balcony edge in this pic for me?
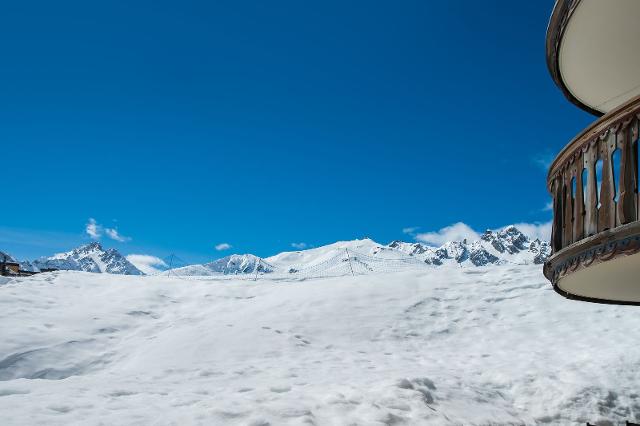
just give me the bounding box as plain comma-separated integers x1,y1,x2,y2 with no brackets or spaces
546,0,603,117
544,221,640,305
547,94,640,185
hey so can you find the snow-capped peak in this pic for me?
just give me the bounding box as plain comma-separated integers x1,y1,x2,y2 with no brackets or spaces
170,254,274,276
481,225,529,254
34,243,143,275
389,225,550,267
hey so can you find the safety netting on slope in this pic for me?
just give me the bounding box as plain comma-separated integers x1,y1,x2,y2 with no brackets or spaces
166,248,433,281
284,249,432,279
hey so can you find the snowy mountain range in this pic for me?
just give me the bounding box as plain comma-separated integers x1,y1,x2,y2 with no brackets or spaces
3,225,550,277
170,254,275,276
167,225,551,277
389,225,550,267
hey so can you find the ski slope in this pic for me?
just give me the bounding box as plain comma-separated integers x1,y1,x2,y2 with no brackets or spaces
0,265,638,425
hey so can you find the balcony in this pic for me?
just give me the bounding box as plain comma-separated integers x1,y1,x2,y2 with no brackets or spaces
544,95,640,304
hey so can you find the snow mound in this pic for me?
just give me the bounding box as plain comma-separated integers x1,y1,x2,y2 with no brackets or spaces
0,266,638,425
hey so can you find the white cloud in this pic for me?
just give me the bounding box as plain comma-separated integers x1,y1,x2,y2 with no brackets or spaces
85,218,102,239
415,222,481,246
533,152,554,170
86,218,131,242
105,228,131,242
126,254,168,275
291,242,307,250
507,221,552,241
402,227,419,235
413,220,553,247
215,243,232,251
543,201,553,212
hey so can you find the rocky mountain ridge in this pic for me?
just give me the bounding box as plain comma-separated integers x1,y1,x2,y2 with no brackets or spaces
26,242,143,275
3,225,550,276
169,254,275,276
389,225,550,267
171,225,551,276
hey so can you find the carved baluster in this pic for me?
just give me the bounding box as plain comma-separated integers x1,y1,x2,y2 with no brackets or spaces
552,176,563,252
573,150,585,242
598,132,616,231
584,142,598,236
618,120,638,224
635,117,639,219
563,167,573,246
629,116,640,216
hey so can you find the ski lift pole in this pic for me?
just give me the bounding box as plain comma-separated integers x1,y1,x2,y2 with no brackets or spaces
345,249,355,276
254,258,260,281
167,254,175,277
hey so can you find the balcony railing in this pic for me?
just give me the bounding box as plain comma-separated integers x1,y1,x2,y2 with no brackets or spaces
544,95,640,288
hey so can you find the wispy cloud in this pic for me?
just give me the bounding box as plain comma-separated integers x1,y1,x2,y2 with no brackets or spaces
291,242,307,250
413,220,553,246
85,218,131,242
126,254,168,275
402,227,419,235
532,152,554,171
215,243,232,251
105,227,131,242
507,221,552,241
415,222,480,246
85,218,102,239
543,201,553,212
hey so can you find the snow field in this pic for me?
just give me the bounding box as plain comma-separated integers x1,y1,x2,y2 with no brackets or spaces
0,265,639,425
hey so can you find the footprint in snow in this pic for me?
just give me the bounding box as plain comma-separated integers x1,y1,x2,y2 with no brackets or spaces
126,310,159,319
199,370,224,377
270,385,291,393
108,390,137,397
0,389,30,397
294,335,310,345
48,405,73,413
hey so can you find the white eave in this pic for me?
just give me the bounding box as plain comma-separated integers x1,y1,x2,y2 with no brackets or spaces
557,0,640,114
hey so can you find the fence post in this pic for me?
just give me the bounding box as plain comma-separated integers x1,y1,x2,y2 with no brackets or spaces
166,254,174,277
345,249,354,276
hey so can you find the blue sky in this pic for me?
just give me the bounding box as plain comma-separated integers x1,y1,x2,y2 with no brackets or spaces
1,1,593,263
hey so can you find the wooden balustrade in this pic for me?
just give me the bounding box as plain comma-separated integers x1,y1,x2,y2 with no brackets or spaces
543,0,640,302
548,95,640,255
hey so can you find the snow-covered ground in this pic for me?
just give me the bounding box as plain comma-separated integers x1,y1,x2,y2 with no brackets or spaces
1,265,639,425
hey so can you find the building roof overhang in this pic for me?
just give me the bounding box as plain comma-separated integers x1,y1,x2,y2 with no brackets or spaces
547,0,640,116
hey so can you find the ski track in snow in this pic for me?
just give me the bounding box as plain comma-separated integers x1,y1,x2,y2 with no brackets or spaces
0,266,639,425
